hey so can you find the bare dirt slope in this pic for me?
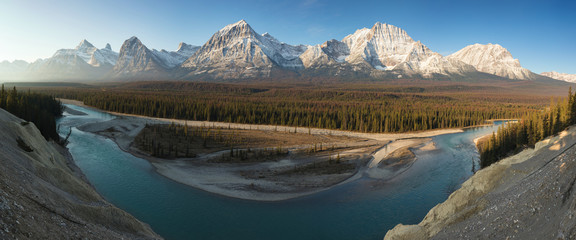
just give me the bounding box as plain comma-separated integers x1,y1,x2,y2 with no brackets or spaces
0,108,160,239
385,127,576,240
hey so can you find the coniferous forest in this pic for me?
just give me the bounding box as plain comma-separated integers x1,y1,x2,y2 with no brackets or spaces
0,84,63,140
479,88,575,167
36,81,549,134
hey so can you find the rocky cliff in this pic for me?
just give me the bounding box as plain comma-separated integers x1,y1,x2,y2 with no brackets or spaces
0,108,160,239
384,126,576,239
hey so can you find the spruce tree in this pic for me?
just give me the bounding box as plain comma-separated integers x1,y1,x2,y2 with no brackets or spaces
0,84,5,109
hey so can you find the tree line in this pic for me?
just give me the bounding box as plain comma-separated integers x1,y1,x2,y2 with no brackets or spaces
39,86,541,134
0,84,63,140
480,88,574,167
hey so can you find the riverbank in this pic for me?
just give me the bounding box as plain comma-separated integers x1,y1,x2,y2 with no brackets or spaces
59,98,463,142
0,108,160,239
384,126,576,239
61,100,467,201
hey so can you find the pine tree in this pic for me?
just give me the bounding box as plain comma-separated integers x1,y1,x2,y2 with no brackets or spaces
0,84,5,109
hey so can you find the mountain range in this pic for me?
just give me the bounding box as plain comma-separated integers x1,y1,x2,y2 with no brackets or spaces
0,20,570,83
541,71,576,83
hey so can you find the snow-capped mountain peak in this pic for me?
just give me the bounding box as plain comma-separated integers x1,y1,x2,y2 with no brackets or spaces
448,43,537,80
1,20,558,82
152,42,200,69
126,36,142,45
216,19,257,40
75,39,95,50
181,20,307,78
342,22,417,68
47,39,118,68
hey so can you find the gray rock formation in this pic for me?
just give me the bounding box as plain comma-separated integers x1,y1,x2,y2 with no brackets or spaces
0,108,160,239
384,127,576,240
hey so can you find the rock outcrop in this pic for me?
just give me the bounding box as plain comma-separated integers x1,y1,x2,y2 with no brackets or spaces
384,126,576,239
0,108,160,239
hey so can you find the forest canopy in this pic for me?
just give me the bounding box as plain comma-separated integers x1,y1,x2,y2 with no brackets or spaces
0,84,63,140
35,82,548,134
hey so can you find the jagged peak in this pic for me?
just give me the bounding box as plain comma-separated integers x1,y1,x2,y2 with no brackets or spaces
234,19,248,26
218,19,256,36
321,39,341,47
223,19,251,30
75,39,95,49
127,36,140,42
369,22,412,41
371,21,388,29
122,36,144,48
262,32,272,37
105,43,112,50
177,42,190,51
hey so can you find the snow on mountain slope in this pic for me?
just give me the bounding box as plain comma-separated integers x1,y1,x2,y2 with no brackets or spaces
448,43,537,80
0,21,555,82
342,23,417,68
300,39,350,68
89,43,119,67
52,39,118,67
541,71,576,83
394,41,477,77
259,32,308,68
181,20,308,78
300,22,475,78
151,42,199,69
113,37,170,77
22,40,117,80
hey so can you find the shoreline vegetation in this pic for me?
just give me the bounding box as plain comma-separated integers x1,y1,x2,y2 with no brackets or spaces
385,122,576,240
61,99,466,201
479,89,575,167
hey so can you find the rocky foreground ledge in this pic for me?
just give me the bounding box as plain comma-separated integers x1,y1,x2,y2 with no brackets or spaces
0,108,161,239
385,127,576,239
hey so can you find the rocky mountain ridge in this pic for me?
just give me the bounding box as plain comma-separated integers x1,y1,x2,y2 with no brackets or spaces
448,43,538,80
0,21,566,82
541,71,576,83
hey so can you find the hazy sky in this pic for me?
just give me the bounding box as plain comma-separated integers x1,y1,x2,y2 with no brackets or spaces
1,0,574,74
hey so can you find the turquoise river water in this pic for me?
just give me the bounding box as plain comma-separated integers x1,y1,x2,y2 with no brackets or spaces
57,104,503,240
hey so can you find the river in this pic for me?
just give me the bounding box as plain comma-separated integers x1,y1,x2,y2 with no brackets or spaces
57,104,503,240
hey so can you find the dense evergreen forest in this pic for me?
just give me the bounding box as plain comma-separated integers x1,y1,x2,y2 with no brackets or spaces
0,84,63,140
37,82,548,134
480,89,575,167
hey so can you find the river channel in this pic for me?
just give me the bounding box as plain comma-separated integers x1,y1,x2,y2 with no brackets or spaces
57,104,503,240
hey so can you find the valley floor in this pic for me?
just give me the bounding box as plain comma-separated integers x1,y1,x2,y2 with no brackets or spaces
61,99,462,201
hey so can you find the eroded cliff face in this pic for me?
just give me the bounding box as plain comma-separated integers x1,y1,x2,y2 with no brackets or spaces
0,108,160,239
384,127,576,240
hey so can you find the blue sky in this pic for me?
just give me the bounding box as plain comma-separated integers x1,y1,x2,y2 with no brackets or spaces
1,0,574,74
